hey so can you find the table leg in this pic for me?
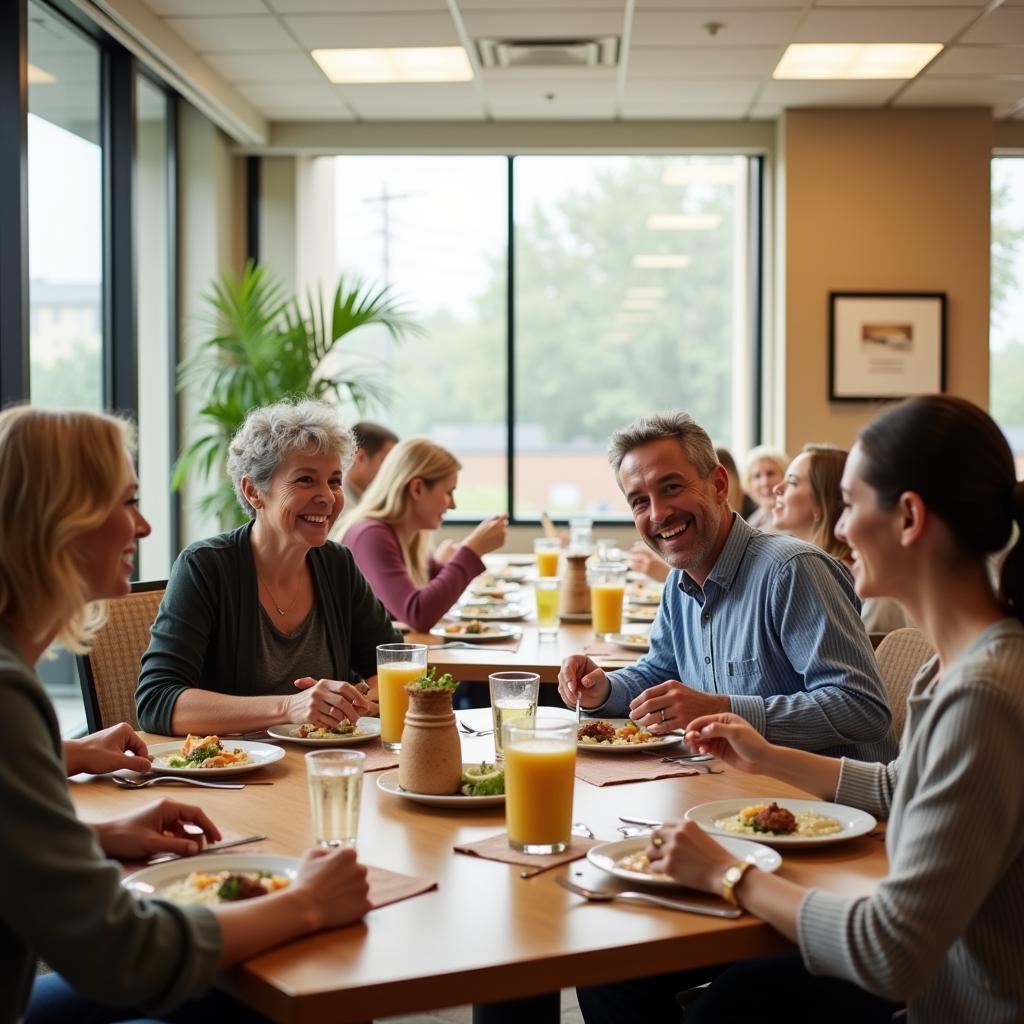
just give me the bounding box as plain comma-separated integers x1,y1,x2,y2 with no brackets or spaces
472,992,560,1023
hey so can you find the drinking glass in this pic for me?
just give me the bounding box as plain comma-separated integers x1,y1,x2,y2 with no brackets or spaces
569,515,593,553
533,577,561,639
595,538,622,562
588,561,628,635
503,717,576,854
377,642,428,750
306,749,365,848
533,537,561,577
489,671,540,760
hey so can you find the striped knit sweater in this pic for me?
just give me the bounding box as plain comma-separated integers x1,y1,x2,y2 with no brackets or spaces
798,618,1024,1022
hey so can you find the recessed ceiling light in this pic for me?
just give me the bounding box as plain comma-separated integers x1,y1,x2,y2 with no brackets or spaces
632,254,692,269
312,47,474,84
646,213,722,231
773,43,942,80
28,63,56,84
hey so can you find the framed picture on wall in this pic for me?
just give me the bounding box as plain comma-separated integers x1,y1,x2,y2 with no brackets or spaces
829,292,946,401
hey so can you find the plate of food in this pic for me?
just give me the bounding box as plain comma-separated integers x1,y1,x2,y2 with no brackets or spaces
604,632,651,653
267,717,381,746
576,719,682,753
625,582,663,606
146,736,285,777
451,603,528,621
124,853,298,904
587,835,781,888
685,798,877,848
624,604,659,623
468,581,521,600
376,762,506,808
490,563,532,582
430,621,523,643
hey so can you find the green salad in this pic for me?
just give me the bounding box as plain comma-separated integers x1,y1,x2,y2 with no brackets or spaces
461,761,505,797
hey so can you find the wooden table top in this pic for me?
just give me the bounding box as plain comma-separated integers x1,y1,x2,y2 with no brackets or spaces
70,716,887,1024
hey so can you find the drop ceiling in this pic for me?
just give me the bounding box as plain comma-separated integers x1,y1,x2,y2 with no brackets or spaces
126,0,1024,123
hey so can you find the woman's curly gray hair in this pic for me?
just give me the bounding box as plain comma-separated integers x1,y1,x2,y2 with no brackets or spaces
227,399,355,519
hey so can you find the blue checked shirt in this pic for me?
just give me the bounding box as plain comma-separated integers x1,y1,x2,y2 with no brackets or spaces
595,516,897,761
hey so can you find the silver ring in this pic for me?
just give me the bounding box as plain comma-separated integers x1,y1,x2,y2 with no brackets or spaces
660,708,667,724
651,832,665,849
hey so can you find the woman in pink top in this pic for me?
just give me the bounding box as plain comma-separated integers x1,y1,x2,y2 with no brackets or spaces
338,438,508,631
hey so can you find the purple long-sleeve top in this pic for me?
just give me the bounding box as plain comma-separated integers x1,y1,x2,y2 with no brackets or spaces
343,518,485,631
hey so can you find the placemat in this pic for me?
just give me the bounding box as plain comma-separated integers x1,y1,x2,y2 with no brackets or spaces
366,865,437,909
454,832,599,872
583,639,643,658
575,753,700,787
358,742,400,774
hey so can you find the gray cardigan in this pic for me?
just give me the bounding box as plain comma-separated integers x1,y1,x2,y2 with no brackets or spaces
799,618,1024,1022
0,626,221,1022
136,523,402,734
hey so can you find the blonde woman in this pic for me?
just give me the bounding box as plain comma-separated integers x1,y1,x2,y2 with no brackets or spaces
742,444,788,531
0,407,369,1024
339,437,508,631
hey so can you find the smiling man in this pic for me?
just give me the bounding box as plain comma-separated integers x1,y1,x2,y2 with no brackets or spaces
558,411,895,760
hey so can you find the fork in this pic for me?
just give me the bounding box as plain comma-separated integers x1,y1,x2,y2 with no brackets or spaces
458,720,495,736
112,775,252,790
556,875,741,918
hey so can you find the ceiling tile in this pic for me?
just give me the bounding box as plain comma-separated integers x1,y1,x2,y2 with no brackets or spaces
235,81,347,108
929,45,1024,76
960,8,1024,43
756,78,903,106
268,0,447,10
624,77,760,103
203,51,326,82
282,12,460,49
148,0,265,12
895,75,1024,107
265,108,356,121
164,16,296,52
636,0,799,6
341,83,484,117
814,0,986,6
490,98,616,118
794,8,980,43
631,9,803,47
461,0,624,7
460,9,625,37
628,45,779,78
483,78,618,104
621,98,754,117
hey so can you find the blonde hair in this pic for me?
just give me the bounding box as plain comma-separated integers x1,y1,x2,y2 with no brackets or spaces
0,406,134,653
742,445,789,491
801,444,853,564
339,437,460,586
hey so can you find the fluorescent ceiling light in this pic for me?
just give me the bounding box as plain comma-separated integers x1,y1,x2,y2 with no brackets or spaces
662,164,739,186
312,46,473,84
647,213,722,231
773,43,942,80
622,298,660,311
28,63,56,84
632,254,691,269
626,286,667,299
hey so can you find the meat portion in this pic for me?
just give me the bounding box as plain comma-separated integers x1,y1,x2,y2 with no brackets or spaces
578,720,616,742
751,802,798,835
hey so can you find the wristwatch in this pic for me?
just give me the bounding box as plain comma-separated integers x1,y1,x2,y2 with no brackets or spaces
721,860,754,907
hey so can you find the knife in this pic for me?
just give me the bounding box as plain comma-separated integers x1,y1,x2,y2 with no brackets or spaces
146,834,267,865
618,814,665,828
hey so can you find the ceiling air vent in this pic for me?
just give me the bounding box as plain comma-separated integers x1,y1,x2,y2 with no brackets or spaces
477,37,619,69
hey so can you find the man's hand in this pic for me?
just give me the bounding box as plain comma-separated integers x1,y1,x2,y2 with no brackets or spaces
557,655,610,710
291,847,372,932
628,680,730,735
289,678,373,729
63,722,152,777
93,798,221,860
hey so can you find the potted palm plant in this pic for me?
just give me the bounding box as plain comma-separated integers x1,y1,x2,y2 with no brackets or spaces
173,260,420,527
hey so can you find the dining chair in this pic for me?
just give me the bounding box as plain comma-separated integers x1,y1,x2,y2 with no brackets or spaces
874,626,935,743
76,580,166,731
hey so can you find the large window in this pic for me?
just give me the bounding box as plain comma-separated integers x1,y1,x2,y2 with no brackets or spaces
991,157,1024,479
334,154,758,521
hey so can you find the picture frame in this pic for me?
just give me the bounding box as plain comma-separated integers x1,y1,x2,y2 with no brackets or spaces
829,291,946,401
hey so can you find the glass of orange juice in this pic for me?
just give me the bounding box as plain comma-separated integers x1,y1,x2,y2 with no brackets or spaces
376,643,428,750
533,537,561,577
504,717,576,854
587,561,627,635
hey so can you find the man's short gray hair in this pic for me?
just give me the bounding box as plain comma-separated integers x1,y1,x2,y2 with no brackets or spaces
608,411,718,479
227,399,355,519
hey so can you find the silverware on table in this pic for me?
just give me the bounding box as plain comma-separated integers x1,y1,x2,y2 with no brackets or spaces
145,833,268,865
618,814,665,828
556,876,741,919
458,720,495,736
660,753,715,763
111,775,269,790
434,642,517,651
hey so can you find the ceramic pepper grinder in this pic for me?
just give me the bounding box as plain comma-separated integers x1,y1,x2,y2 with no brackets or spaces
560,552,592,620
398,671,463,795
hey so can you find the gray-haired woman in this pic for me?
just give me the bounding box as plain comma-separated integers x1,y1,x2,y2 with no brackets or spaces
137,399,402,736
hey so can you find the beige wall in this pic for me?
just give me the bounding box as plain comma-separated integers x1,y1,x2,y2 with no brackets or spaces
782,107,993,454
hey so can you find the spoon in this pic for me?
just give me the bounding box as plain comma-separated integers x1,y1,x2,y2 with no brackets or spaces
556,876,741,919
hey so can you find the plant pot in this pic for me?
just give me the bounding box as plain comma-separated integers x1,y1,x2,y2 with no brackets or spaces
398,688,463,795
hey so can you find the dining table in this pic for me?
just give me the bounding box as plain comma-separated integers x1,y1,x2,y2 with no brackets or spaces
69,709,888,1024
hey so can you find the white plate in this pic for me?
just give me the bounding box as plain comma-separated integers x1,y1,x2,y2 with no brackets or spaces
685,798,877,848
451,604,528,621
430,622,523,643
587,836,781,887
625,585,663,606
376,767,506,808
123,853,299,899
576,719,682,753
147,740,285,777
624,605,658,623
468,582,521,599
267,718,381,746
491,564,531,582
604,633,651,653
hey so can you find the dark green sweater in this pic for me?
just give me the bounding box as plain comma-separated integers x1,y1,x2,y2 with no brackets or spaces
136,523,402,734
